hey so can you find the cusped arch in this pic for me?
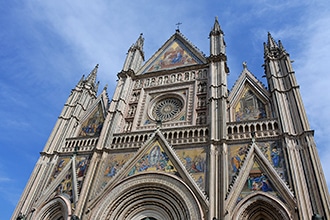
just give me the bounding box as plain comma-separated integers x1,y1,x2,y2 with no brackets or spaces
33,195,72,220
232,192,293,220
89,173,204,220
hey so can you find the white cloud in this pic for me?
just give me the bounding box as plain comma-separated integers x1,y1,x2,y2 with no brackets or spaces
0,177,11,182
290,7,330,189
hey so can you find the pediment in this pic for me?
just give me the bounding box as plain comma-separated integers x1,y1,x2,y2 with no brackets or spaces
137,31,206,75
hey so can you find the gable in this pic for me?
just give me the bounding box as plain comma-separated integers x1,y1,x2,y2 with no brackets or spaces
146,40,199,72
138,32,206,75
127,141,179,176
228,67,271,122
90,129,207,206
226,141,295,213
233,86,268,121
78,102,105,137
228,141,288,185
35,155,91,210
237,161,279,202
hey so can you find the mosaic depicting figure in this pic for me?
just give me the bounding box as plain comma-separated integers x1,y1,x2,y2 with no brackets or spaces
148,41,197,71
103,153,132,179
50,157,71,182
94,153,131,191
228,142,286,180
76,156,90,193
128,145,176,176
229,145,248,174
53,159,66,179
228,142,287,204
176,147,206,190
234,89,267,122
76,156,89,178
79,104,104,137
235,162,284,204
247,173,272,192
55,172,73,201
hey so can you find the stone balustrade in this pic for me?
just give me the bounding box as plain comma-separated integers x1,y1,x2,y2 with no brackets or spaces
227,119,280,140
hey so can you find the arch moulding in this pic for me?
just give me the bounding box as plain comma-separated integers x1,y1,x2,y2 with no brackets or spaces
88,172,205,220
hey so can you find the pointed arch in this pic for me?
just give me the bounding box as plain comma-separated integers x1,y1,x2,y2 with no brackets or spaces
34,195,72,220
232,192,293,220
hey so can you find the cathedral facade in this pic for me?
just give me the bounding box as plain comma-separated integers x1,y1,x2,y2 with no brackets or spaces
13,18,330,220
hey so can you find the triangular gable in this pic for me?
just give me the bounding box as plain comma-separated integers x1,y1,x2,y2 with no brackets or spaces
78,92,108,137
35,155,91,209
127,141,179,176
228,66,271,122
237,161,279,201
226,141,295,213
137,32,206,75
90,129,208,207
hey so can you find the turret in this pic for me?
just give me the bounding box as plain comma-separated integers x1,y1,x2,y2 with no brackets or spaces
103,35,143,146
208,16,229,219
122,33,145,72
12,65,100,219
263,33,309,134
44,64,99,153
264,33,330,219
209,16,226,56
208,16,228,141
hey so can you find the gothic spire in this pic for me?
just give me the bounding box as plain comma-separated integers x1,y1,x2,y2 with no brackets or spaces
210,16,223,36
86,64,99,85
135,33,144,51
209,16,226,55
122,34,145,72
267,32,278,49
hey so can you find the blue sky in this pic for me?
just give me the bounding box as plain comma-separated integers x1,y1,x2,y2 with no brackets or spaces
1,1,330,219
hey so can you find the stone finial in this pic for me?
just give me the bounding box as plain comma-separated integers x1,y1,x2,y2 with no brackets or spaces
243,61,248,70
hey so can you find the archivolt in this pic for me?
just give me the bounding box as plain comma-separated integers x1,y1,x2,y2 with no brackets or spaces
89,173,204,220
33,195,72,220
231,192,293,220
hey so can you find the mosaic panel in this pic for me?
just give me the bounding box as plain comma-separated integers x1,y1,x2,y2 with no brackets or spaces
76,156,90,193
148,41,198,72
101,152,133,187
228,142,287,204
176,147,206,190
51,157,71,182
234,88,267,121
236,161,283,204
128,142,178,177
52,155,90,205
228,141,287,181
79,103,104,137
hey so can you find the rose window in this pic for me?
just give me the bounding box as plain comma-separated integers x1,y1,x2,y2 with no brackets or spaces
152,97,183,121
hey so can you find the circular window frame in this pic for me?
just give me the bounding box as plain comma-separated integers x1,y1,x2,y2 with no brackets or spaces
148,94,185,122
